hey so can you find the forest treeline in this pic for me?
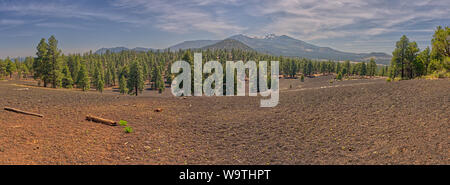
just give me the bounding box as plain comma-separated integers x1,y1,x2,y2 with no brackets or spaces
389,26,449,80
0,26,447,96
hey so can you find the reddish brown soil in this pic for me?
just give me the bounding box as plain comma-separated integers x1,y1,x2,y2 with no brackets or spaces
0,76,448,164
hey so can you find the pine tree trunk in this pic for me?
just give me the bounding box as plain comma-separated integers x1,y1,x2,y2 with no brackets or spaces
401,59,404,79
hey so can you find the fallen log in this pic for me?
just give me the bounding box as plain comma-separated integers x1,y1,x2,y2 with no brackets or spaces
86,115,117,126
4,107,44,118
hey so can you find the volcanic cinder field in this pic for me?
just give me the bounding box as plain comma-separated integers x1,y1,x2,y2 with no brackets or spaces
0,76,448,164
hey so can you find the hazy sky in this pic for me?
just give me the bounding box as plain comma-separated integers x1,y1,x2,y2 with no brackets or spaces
0,0,448,58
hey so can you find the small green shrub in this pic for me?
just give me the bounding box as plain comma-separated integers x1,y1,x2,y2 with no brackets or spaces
386,77,391,82
300,74,304,82
119,120,128,126
124,126,133,133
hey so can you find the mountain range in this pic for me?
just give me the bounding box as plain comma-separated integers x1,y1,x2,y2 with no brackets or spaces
95,34,391,65
201,39,254,51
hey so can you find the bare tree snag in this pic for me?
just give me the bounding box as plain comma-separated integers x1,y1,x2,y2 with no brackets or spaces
4,107,44,118
86,115,117,126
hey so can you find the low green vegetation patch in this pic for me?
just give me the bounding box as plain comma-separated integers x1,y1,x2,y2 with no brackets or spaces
119,120,133,133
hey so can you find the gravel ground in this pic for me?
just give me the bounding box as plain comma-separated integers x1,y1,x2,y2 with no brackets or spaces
0,76,448,164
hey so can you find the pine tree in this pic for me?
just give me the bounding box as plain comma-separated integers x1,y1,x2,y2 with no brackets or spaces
336,62,341,74
111,66,117,86
392,35,409,79
343,60,350,76
417,47,431,75
104,66,112,87
127,61,144,96
406,41,420,79
368,58,377,77
97,73,104,93
15,59,22,79
360,62,367,76
142,60,149,82
119,75,128,94
93,62,105,92
68,56,80,82
431,26,449,61
34,38,48,86
77,63,90,91
0,59,5,79
305,61,312,76
47,36,62,88
22,62,30,79
5,57,15,78
155,64,165,93
166,73,173,85
61,65,73,88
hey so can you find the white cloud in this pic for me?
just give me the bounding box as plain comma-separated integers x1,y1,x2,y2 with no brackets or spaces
0,19,25,25
0,0,447,55
35,22,88,30
0,1,143,25
250,0,449,40
111,0,246,36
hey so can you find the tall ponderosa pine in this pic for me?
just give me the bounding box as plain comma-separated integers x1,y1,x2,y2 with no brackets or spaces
93,61,105,93
47,35,62,88
406,41,420,79
390,35,422,79
34,38,48,86
127,61,144,96
392,35,409,79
